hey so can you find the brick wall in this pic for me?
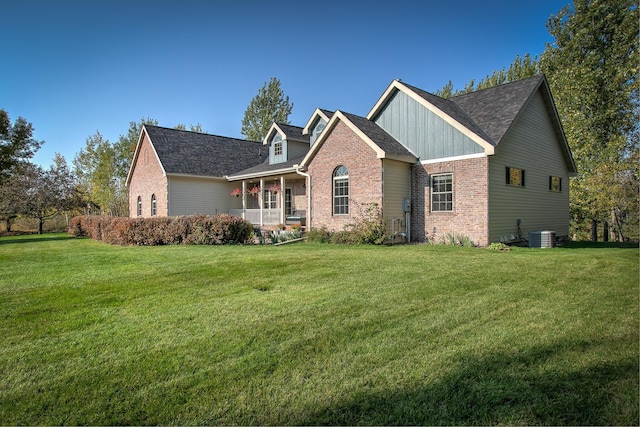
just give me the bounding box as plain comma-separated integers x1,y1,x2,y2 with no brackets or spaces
411,156,489,246
128,133,168,217
306,121,383,231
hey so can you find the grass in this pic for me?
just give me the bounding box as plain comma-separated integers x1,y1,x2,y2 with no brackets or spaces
0,233,637,425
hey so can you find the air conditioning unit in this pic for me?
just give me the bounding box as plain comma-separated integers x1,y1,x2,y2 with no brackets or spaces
529,230,555,248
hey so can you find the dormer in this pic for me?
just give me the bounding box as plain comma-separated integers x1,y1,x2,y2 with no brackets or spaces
303,108,334,146
263,122,310,165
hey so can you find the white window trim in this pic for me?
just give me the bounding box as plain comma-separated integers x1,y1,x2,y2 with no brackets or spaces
431,173,453,212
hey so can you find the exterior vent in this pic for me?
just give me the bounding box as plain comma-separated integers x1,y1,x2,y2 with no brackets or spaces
529,230,555,248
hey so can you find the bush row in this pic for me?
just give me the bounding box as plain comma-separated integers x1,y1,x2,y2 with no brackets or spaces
68,214,254,246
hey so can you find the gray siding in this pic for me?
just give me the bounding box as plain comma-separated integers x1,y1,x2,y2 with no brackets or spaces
168,176,239,216
374,91,484,160
382,159,411,235
287,140,309,160
488,90,571,242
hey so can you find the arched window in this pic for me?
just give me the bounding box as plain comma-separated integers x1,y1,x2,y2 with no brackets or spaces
137,196,142,216
151,194,157,216
333,165,349,215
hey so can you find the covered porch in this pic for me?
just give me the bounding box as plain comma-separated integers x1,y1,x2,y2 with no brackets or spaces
228,173,308,228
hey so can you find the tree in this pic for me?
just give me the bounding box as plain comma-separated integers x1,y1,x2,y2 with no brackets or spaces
241,77,293,141
541,0,639,241
0,109,44,182
436,54,540,98
74,132,128,217
0,155,81,234
174,123,206,133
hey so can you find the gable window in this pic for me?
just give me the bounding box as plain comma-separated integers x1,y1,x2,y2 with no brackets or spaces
549,176,562,192
151,194,157,216
506,167,525,187
274,141,283,156
137,196,142,216
333,165,349,215
431,173,453,212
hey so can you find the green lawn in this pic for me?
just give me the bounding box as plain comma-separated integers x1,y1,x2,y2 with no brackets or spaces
0,234,637,425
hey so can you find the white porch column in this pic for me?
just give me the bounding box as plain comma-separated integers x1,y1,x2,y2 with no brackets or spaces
259,178,264,226
280,176,285,225
241,181,246,220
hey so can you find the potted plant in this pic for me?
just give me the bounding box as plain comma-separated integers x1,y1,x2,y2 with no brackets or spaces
269,184,281,194
230,188,242,197
248,185,261,196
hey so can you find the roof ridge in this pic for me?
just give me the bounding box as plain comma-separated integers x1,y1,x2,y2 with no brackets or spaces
144,124,258,144
450,74,544,99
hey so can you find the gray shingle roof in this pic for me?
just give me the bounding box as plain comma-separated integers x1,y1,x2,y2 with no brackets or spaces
450,74,545,144
144,125,265,177
227,156,305,180
275,123,309,143
319,109,334,119
341,112,417,159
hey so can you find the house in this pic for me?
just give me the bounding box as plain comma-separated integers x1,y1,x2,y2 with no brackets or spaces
127,74,576,246
125,126,264,217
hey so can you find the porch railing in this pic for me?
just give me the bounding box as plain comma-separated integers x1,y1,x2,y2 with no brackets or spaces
229,209,281,225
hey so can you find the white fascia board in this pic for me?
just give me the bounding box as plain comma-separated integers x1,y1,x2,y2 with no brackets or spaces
302,108,332,135
420,152,487,165
125,126,167,186
226,166,297,182
262,123,285,145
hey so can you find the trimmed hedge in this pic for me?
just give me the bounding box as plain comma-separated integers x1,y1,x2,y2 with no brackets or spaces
68,214,254,246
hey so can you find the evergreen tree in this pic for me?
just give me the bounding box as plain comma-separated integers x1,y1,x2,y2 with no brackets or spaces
241,78,293,141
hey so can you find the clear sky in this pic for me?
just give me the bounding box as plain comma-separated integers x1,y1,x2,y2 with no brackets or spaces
2,0,571,168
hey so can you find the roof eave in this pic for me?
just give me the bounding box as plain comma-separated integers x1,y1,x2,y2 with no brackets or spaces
302,108,332,135
226,166,298,181
125,125,167,186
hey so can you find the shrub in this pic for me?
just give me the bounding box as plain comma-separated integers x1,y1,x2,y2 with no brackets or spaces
441,232,476,247
345,203,387,245
68,214,254,246
488,242,511,251
305,226,332,243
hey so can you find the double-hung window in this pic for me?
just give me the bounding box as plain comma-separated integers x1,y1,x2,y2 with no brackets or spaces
431,173,453,212
333,166,349,215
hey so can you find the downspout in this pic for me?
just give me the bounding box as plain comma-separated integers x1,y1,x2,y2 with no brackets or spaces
295,167,311,230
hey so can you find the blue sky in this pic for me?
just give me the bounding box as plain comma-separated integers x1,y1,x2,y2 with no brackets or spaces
2,0,570,167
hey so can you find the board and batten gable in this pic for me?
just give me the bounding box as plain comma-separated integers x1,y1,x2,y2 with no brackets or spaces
128,131,168,217
268,133,286,164
373,90,485,160
488,88,571,242
167,176,242,217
